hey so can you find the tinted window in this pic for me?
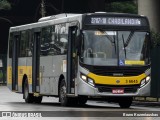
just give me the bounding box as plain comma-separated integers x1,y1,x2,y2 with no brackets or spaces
40,24,68,56
41,26,53,56
9,33,13,58
19,31,29,57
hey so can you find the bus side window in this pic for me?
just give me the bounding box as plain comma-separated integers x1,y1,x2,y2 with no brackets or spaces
59,34,68,54
41,26,52,56
54,24,68,55
49,25,61,55
9,33,13,58
20,31,29,57
28,31,33,57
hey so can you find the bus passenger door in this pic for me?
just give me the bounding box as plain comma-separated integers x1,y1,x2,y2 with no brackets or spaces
12,34,20,91
67,26,78,94
32,30,40,93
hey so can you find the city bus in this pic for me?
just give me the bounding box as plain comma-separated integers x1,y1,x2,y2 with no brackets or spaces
7,12,151,108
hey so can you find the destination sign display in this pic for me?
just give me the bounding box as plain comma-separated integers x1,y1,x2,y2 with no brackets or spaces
84,17,144,26
90,17,141,26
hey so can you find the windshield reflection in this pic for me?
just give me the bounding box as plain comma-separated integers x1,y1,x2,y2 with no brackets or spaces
80,30,150,66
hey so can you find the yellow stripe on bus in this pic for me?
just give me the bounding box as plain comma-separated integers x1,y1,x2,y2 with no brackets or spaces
7,66,32,86
87,72,146,85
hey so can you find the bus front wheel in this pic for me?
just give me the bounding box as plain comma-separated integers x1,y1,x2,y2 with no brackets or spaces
78,96,88,105
23,79,34,103
118,97,133,108
59,80,74,106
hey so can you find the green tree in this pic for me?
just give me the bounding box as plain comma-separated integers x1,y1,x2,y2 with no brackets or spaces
0,0,11,10
151,30,160,47
106,1,137,14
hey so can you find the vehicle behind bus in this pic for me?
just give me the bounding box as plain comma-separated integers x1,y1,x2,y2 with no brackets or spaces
7,13,151,108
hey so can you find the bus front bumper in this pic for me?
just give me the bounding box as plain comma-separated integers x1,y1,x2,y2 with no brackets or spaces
77,78,151,97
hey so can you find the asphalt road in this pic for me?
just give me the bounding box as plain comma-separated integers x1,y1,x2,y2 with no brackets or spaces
0,86,160,120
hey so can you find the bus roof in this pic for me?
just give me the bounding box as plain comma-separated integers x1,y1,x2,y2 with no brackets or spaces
9,12,149,32
10,13,82,32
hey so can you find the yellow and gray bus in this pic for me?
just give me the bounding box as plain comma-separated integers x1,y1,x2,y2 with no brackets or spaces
7,13,151,108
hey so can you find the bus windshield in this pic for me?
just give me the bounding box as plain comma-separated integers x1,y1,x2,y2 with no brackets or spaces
80,30,150,66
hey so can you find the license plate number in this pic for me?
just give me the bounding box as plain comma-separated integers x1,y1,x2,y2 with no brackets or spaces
112,88,124,94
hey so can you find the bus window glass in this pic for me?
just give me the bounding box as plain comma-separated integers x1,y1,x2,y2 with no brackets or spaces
41,27,52,56
27,31,33,57
80,30,149,66
54,24,68,55
41,25,68,56
118,32,149,65
81,30,117,66
9,33,13,58
20,31,29,57
59,33,68,54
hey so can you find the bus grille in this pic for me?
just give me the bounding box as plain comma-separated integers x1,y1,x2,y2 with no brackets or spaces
92,67,145,76
80,63,149,76
96,84,139,93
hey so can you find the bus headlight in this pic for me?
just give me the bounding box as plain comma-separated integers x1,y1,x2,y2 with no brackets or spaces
140,76,151,87
81,74,87,81
146,76,151,83
80,73,95,87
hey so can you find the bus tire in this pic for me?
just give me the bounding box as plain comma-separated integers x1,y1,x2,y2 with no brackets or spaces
34,96,42,104
118,97,133,108
23,79,34,103
59,80,71,106
78,96,88,105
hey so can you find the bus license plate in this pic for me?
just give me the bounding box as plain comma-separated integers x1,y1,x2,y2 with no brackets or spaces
112,88,124,94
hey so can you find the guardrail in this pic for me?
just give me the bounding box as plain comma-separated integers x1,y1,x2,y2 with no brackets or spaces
134,97,160,102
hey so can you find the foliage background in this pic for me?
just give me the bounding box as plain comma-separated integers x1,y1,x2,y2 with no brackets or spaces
151,31,160,47
0,0,11,10
105,1,138,14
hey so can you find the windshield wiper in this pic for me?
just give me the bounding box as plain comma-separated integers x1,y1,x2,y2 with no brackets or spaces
122,34,126,58
121,31,134,58
113,35,117,53
124,31,134,47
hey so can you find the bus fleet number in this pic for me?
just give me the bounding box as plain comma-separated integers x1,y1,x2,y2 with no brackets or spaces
126,80,138,84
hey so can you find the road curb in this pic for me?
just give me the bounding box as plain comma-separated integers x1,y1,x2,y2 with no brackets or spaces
133,101,160,107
